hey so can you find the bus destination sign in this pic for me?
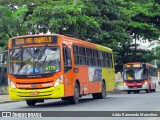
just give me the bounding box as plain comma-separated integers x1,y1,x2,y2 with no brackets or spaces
12,36,58,46
126,64,141,68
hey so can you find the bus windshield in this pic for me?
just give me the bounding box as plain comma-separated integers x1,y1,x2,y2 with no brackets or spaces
123,68,147,80
9,46,60,75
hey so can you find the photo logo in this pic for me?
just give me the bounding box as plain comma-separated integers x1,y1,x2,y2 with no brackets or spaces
2,112,11,117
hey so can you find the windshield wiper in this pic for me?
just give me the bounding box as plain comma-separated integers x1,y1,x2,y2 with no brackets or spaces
13,50,22,59
36,46,47,60
38,56,47,69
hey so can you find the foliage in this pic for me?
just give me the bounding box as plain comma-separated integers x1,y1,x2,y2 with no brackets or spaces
0,0,160,72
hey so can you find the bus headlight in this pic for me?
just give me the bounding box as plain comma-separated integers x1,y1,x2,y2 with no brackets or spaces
54,76,63,87
8,78,16,89
123,82,127,86
143,81,148,86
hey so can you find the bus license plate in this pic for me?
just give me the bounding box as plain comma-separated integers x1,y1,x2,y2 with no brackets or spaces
30,92,39,96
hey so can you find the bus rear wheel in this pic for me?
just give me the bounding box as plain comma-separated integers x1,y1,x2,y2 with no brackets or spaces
145,89,149,93
92,81,106,99
98,81,106,99
69,82,80,104
26,100,36,106
152,84,156,92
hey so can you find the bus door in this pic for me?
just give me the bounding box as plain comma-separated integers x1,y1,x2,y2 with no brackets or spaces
62,44,74,97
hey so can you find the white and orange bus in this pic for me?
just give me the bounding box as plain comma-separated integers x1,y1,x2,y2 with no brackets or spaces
123,62,158,94
8,34,115,106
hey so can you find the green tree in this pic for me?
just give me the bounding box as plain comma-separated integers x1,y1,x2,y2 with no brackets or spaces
0,0,159,72
122,0,160,55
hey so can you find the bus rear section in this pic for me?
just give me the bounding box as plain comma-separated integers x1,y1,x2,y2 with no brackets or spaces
123,63,157,94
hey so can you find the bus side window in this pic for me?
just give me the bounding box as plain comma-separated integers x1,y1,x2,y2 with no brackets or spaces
66,48,72,66
142,68,147,79
2,54,5,64
63,47,72,72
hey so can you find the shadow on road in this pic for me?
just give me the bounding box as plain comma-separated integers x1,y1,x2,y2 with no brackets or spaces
124,90,157,94
19,97,110,109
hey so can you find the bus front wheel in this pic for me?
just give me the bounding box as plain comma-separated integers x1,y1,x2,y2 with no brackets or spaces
134,90,140,94
26,100,36,106
69,82,80,104
127,91,131,94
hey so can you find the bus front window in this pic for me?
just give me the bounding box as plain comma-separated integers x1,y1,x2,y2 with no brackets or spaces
124,69,134,80
9,47,60,75
124,68,147,80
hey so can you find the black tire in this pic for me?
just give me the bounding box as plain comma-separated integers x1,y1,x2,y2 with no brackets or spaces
153,89,156,92
97,81,106,99
69,82,80,104
26,100,36,106
153,84,156,92
92,93,98,99
145,89,149,93
127,91,131,94
61,97,69,101
134,90,140,94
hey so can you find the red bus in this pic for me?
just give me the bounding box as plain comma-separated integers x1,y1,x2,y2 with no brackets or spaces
123,62,158,94
8,34,115,106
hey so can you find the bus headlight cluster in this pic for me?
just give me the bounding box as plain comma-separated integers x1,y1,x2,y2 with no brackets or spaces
143,81,148,87
8,78,16,89
123,82,127,86
54,75,63,87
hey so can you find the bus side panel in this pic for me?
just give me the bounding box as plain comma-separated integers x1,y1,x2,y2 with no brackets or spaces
63,70,75,97
87,67,102,94
73,66,102,95
102,68,115,91
87,81,101,94
64,66,89,96
75,66,89,95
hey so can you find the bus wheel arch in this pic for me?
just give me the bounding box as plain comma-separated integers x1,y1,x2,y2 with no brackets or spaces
69,80,80,104
152,83,156,92
100,79,107,99
92,79,106,99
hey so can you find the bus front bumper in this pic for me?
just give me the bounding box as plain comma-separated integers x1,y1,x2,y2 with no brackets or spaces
9,84,64,100
123,84,148,91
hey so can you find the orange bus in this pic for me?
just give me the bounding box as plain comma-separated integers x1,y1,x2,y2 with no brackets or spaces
8,34,115,106
123,62,158,94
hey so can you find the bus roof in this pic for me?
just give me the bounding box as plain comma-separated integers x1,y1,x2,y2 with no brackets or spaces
9,34,113,53
60,34,113,53
125,62,157,68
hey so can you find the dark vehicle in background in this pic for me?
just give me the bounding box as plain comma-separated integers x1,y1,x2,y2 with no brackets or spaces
0,50,8,86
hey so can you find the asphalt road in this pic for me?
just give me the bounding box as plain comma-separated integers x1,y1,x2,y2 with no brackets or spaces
1,88,160,120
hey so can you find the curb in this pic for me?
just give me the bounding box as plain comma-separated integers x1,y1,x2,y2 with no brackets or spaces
108,90,125,94
0,100,20,104
0,100,19,104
